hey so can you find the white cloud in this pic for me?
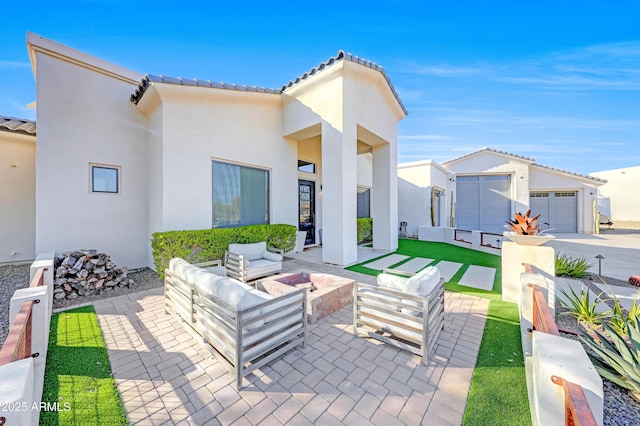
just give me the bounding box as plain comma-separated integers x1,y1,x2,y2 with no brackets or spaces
0,61,30,69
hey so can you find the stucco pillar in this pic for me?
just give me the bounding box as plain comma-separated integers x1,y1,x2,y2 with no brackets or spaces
372,142,398,252
321,121,358,265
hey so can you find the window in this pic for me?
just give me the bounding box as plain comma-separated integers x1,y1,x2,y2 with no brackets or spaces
91,165,119,193
212,160,269,227
457,176,479,182
298,160,316,174
357,186,371,218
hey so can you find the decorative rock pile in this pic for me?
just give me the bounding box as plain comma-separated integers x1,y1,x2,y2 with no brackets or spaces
54,250,134,300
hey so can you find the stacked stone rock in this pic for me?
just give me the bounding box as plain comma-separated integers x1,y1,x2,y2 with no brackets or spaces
53,250,134,300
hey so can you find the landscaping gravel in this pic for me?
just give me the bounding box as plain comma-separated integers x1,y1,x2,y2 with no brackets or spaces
556,273,640,425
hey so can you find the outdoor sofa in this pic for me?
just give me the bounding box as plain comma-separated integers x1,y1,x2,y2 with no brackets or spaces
164,258,307,387
353,266,445,364
225,242,283,283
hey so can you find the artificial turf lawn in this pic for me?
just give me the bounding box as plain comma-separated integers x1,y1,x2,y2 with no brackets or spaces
348,239,531,425
40,305,127,426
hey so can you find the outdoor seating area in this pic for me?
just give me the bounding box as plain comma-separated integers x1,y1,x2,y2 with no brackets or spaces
96,263,489,424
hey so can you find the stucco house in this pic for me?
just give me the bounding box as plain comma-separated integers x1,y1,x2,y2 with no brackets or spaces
398,148,606,237
22,32,405,269
591,165,640,229
0,116,36,263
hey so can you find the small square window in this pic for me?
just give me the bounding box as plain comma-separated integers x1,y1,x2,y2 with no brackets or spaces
91,165,119,193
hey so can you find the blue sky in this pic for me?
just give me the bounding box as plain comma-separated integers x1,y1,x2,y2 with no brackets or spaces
2,1,639,175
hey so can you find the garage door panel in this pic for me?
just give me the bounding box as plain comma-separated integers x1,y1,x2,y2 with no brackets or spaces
529,191,576,233
456,176,511,233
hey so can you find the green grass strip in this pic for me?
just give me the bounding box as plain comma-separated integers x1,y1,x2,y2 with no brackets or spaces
348,239,530,425
41,305,127,426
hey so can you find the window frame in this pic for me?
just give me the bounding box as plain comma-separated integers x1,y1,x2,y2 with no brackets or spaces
89,163,120,194
211,159,271,228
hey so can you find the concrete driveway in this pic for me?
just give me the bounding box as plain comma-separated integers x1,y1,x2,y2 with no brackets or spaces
547,233,640,281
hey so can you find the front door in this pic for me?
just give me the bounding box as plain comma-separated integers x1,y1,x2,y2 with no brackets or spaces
298,180,315,245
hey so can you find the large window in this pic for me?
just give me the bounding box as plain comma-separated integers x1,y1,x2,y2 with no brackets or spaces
212,160,270,227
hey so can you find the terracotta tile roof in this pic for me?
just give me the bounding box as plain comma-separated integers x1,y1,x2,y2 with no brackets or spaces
130,51,407,115
531,163,606,183
0,115,36,136
280,50,408,115
130,75,279,104
443,147,536,164
443,147,605,183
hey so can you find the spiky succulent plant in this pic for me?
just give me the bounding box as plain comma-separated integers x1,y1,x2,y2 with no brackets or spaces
579,316,640,402
505,209,542,235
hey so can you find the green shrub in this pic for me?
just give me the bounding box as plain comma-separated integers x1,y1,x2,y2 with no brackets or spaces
151,224,296,278
357,218,373,244
555,252,592,278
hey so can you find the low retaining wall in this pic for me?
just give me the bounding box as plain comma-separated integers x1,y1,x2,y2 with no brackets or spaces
519,269,603,425
417,226,501,255
0,253,54,425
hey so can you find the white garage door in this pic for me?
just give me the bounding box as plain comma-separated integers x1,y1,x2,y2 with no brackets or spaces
456,175,511,233
529,191,577,233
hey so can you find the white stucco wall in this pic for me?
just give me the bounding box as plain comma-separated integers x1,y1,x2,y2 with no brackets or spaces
397,160,453,236
33,49,149,268
0,131,36,263
591,166,640,226
139,84,298,238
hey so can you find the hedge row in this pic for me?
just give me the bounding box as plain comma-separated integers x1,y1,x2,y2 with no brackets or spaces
151,224,297,279
357,218,373,244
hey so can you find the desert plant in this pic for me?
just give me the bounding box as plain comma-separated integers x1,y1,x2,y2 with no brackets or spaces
579,315,640,402
555,252,593,278
505,210,542,235
558,286,610,328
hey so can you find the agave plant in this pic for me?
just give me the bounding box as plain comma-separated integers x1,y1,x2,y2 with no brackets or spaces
559,286,610,328
505,210,543,235
579,315,640,402
555,253,593,278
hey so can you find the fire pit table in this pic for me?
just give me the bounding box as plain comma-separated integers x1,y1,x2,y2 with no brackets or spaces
257,272,354,324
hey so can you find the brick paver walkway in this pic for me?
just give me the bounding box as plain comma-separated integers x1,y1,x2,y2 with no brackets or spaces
94,281,489,425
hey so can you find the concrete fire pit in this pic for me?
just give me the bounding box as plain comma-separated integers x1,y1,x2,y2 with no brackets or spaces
257,272,354,324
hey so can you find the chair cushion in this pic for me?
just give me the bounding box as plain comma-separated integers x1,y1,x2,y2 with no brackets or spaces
376,273,407,291
401,266,442,316
229,242,267,261
246,259,282,280
262,250,283,262
403,266,441,296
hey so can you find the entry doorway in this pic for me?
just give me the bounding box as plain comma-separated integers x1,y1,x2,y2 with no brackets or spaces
298,180,316,245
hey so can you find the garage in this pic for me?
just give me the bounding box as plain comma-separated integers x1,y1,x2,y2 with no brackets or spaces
456,175,511,233
529,191,577,233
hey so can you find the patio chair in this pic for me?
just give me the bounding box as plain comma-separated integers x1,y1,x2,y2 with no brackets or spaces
224,242,283,283
353,266,445,364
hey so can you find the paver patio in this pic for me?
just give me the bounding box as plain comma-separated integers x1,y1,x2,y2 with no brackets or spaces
93,259,490,425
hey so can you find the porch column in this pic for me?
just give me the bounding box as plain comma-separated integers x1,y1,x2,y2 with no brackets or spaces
321,121,358,265
372,142,398,251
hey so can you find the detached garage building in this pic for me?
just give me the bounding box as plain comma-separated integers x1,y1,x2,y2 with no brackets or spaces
399,148,606,236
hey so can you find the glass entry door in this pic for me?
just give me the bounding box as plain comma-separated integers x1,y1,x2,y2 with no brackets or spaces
298,180,315,245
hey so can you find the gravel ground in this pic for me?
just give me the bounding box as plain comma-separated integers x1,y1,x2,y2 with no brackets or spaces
556,273,640,425
0,263,162,346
